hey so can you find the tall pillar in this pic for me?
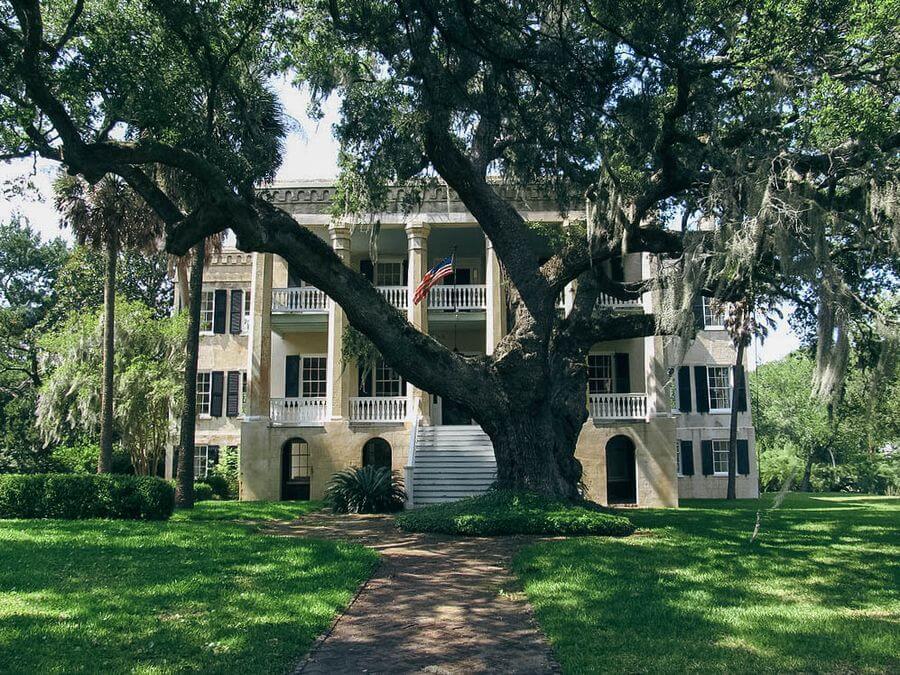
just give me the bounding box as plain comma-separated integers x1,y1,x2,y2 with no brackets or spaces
327,222,353,420
406,219,431,423
245,252,273,418
485,236,507,354
240,252,277,501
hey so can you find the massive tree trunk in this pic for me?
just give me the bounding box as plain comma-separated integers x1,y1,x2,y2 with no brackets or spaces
726,340,745,500
97,234,117,474
175,240,205,508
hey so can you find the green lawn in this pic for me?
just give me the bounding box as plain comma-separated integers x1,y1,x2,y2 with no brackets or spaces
515,493,899,673
0,501,378,674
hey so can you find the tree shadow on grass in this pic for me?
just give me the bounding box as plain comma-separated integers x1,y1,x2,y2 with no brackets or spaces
0,516,377,674
514,494,899,673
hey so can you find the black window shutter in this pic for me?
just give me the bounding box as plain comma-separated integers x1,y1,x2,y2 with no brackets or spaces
213,289,227,334
734,365,748,412
358,362,373,397
288,263,303,288
208,445,220,466
210,371,224,417
360,259,374,282
610,256,625,282
402,259,409,286
614,353,631,393
701,440,714,475
737,440,750,475
692,294,705,330
226,371,241,416
680,440,695,476
229,290,243,334
677,366,692,412
285,355,300,398
694,366,710,413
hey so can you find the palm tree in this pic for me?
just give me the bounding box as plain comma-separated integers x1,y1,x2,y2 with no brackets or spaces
54,173,164,473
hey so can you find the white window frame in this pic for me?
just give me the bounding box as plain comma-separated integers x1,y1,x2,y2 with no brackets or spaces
676,441,684,476
240,371,248,415
702,297,725,329
374,358,403,397
194,445,209,479
711,439,730,475
587,353,614,394
707,365,732,412
374,259,405,286
300,355,328,399
199,290,215,334
241,289,252,334
196,371,212,418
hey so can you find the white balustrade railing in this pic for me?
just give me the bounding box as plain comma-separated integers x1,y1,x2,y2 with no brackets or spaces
270,397,327,425
589,393,648,420
377,286,408,310
349,396,408,423
597,292,643,309
272,287,329,313
428,284,487,310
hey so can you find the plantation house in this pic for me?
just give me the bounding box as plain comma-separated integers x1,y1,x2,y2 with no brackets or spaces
166,180,758,506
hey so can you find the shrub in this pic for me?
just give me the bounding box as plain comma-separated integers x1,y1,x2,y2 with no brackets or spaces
207,445,239,499
0,474,174,520
396,489,635,537
193,482,215,502
325,466,406,513
203,473,231,500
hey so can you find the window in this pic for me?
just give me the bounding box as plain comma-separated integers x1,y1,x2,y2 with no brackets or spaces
194,445,209,479
199,290,215,333
708,366,732,411
712,440,730,475
375,261,404,286
242,289,251,333
676,442,683,476
375,359,403,396
288,439,310,479
196,372,211,416
241,371,248,413
588,354,613,394
302,357,327,398
703,297,725,329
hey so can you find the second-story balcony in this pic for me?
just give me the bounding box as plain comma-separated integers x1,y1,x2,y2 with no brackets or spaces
557,291,644,311
270,397,328,425
272,283,491,314
272,287,329,313
589,393,648,420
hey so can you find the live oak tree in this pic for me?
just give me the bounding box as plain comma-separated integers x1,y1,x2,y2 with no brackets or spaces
1,0,896,498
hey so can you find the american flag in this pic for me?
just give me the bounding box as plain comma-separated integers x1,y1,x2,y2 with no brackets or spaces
413,255,454,305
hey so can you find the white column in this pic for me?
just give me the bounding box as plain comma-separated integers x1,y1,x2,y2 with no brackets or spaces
485,236,507,354
245,252,273,419
406,219,431,423
327,222,353,420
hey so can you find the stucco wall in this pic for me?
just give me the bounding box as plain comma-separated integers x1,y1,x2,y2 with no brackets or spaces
576,416,678,507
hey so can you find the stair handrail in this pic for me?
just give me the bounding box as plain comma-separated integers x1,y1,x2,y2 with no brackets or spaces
404,404,420,508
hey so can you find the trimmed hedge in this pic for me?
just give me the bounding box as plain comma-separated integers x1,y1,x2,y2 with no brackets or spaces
193,482,215,502
396,489,634,537
0,474,175,520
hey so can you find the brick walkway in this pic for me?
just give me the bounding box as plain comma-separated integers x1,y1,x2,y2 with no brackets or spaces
265,512,559,675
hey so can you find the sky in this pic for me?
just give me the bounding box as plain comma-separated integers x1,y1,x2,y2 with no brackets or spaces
0,78,800,365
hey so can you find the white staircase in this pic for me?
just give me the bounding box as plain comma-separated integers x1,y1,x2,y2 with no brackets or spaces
409,425,497,506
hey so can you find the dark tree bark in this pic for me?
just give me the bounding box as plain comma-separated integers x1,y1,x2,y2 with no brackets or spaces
175,240,205,508
726,340,745,500
97,233,117,473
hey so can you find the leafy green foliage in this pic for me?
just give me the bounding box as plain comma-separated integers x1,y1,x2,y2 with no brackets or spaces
0,473,174,520
396,490,634,536
192,482,215,502
0,501,376,673
206,445,239,499
515,494,900,673
37,299,186,474
325,466,406,514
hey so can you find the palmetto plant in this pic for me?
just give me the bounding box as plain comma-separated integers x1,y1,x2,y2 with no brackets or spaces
324,466,407,514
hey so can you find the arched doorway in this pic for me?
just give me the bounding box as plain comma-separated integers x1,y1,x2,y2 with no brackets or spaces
606,435,636,505
282,438,311,500
362,438,392,470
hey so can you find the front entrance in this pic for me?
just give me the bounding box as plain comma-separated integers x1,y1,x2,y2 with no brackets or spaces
606,435,636,505
362,438,392,469
282,438,311,500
